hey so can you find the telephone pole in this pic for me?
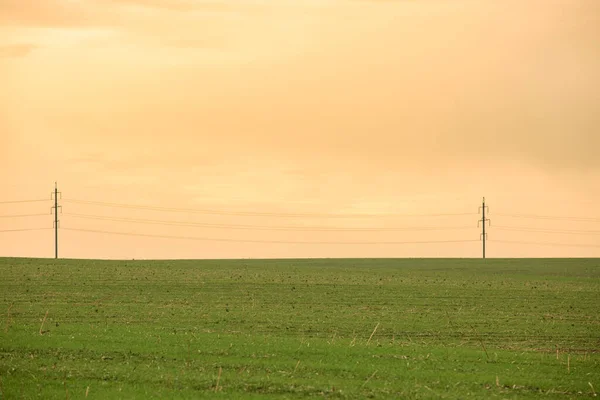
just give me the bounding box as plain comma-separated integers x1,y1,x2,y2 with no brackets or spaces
478,197,490,259
51,182,61,259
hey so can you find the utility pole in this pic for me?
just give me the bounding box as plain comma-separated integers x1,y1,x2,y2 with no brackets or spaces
478,197,490,259
51,182,61,259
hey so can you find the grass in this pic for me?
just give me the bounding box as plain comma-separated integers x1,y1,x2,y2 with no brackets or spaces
0,258,598,398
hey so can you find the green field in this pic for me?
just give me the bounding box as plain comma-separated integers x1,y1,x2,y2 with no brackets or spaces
0,258,598,399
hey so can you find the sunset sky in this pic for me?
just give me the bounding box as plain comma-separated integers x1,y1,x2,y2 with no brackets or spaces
1,0,599,259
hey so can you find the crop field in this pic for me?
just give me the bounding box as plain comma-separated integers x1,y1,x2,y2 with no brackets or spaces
0,258,598,399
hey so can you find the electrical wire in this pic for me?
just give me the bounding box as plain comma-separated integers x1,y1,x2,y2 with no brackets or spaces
62,227,480,245
0,228,53,233
494,226,600,236
0,213,51,218
62,212,475,232
62,199,476,219
0,199,51,204
491,239,600,249
495,213,600,223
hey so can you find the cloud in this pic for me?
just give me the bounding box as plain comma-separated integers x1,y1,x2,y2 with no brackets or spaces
100,0,254,12
166,38,226,49
0,43,38,58
3,0,598,175
0,0,286,31
0,0,242,28
0,0,120,28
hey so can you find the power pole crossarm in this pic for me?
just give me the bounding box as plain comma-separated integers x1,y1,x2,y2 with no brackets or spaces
478,197,491,259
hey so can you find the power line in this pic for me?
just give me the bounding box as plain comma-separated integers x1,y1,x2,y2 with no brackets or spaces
62,199,476,219
0,199,50,204
0,213,50,218
62,227,480,245
495,213,600,223
495,226,600,236
0,228,53,233
62,212,475,232
491,239,600,249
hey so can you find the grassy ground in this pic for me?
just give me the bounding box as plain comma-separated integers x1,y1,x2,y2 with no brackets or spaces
0,258,598,399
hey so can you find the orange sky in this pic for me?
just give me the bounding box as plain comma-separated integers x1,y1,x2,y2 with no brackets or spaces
1,0,599,259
